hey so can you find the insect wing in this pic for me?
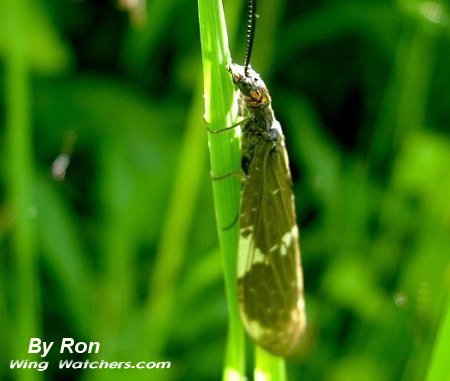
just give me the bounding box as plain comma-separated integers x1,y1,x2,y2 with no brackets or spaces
238,135,306,356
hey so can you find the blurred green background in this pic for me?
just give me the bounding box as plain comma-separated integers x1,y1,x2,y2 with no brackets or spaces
1,0,449,380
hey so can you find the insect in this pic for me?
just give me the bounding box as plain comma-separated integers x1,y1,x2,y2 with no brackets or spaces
230,0,306,356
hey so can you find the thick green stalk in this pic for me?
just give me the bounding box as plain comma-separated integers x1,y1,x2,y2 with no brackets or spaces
198,0,245,379
255,347,287,381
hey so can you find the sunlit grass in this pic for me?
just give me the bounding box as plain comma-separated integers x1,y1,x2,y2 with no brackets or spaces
198,0,245,378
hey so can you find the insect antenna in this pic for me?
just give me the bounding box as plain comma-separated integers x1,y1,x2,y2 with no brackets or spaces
244,0,257,76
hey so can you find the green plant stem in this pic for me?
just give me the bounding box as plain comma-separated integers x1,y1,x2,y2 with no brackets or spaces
5,0,40,380
255,347,287,381
198,0,245,379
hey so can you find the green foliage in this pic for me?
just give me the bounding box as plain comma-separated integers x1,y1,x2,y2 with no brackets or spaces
1,0,449,380
198,0,245,379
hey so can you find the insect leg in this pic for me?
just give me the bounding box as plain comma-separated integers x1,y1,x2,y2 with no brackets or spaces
204,117,251,134
209,172,247,231
222,212,239,231
210,171,244,181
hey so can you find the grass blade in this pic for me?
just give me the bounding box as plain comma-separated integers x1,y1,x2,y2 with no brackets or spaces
198,0,245,379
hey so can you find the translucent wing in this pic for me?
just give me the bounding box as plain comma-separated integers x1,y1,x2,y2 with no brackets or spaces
238,131,306,356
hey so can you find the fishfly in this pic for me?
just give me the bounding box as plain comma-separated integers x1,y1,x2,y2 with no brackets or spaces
228,0,306,356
